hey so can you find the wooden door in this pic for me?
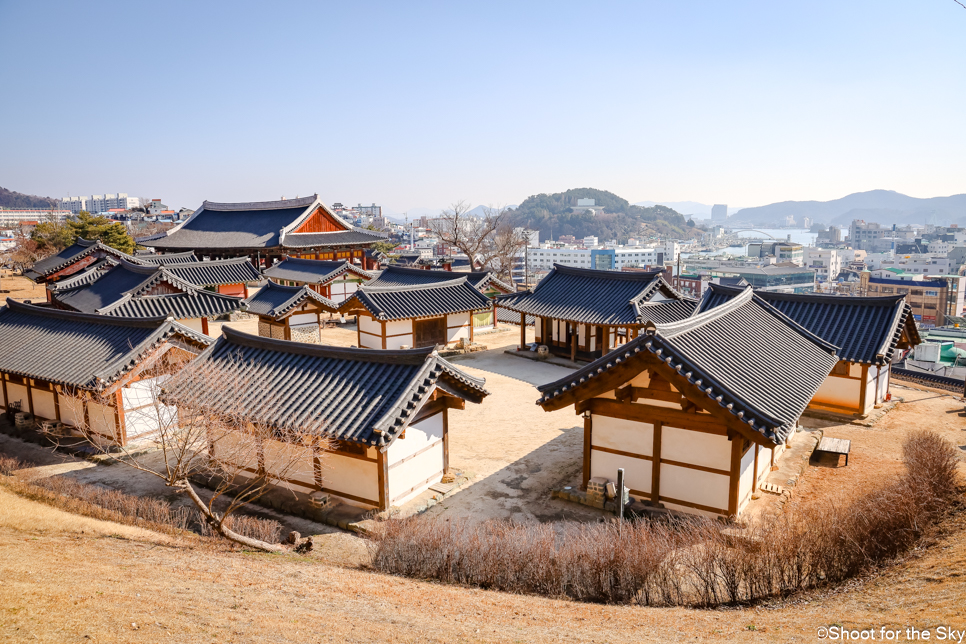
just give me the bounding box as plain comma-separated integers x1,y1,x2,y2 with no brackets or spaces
413,317,446,348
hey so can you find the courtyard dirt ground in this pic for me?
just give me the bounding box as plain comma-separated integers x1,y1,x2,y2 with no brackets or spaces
0,269,47,303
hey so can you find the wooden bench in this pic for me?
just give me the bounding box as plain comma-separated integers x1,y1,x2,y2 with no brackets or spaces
815,436,852,466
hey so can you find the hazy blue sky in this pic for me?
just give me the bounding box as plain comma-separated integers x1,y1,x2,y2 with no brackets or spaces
1,1,964,214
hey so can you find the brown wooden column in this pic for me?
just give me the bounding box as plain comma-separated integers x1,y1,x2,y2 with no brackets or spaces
377,448,389,510
114,390,127,446
492,300,498,329
25,381,34,416
582,412,592,489
1,374,8,411
651,421,662,503
570,323,577,362
728,434,742,516
53,387,61,422
753,444,760,492
381,320,387,349
201,317,209,336
519,311,526,349
858,363,869,412
442,408,450,474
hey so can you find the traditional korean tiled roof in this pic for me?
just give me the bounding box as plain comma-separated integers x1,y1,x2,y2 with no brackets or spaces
133,251,198,265
164,257,262,288
52,259,242,320
339,276,493,321
697,283,921,365
368,265,513,293
243,281,338,319
537,287,840,445
280,229,388,248
263,257,374,285
163,327,488,447
636,299,700,324
48,258,119,290
144,195,352,250
25,238,131,280
0,298,212,390
496,264,692,326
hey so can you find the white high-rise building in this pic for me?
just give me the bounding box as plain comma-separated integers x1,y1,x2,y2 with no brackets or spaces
61,193,140,214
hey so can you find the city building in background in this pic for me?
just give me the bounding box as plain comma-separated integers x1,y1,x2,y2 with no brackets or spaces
61,193,140,213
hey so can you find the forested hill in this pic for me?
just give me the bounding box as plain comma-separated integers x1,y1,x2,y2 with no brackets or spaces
508,187,697,243
0,187,58,210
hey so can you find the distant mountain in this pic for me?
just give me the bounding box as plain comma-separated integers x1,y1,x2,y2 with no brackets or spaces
0,186,58,210
734,190,966,228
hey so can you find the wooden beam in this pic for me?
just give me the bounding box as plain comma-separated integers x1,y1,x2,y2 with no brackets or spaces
582,413,592,490
381,320,387,349
728,434,742,517
652,421,662,503
753,443,759,492
442,407,449,474
859,363,869,411
377,448,389,511
570,323,577,362
577,398,728,435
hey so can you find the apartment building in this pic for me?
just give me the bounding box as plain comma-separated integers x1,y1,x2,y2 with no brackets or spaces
861,273,953,328
61,193,140,214
0,209,72,227
747,241,804,266
526,241,679,272
804,247,843,284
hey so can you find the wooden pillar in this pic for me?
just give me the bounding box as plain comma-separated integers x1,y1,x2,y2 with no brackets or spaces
519,311,526,349
114,389,127,446
469,317,474,342
858,363,869,413
492,300,498,329
25,380,34,416
356,317,362,348
284,321,292,341
201,317,209,336
651,422,662,504
753,444,759,492
1,374,8,411
570,323,577,362
377,448,389,510
582,412,592,490
442,408,450,474
728,434,742,517
381,320,387,349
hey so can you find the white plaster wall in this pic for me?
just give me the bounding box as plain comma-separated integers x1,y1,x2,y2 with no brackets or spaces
877,367,890,403
359,333,381,349
660,463,729,513
359,314,382,335
262,438,317,493
385,319,411,337
534,321,542,343
124,405,176,440
756,445,771,484
849,363,864,378
578,324,586,346
387,412,446,505
812,374,861,410
446,313,470,343
211,430,260,472
552,320,560,342
60,396,83,428
389,442,444,505
320,452,380,507
589,332,596,352
88,401,118,441
388,411,444,464
289,312,317,325
591,415,653,457
32,389,56,420
590,449,651,497
661,426,731,471
180,317,204,334
385,333,414,350
736,443,757,514
6,382,27,409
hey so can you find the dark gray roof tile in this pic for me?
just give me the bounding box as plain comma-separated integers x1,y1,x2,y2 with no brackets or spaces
263,257,373,284
340,277,492,321
243,282,338,319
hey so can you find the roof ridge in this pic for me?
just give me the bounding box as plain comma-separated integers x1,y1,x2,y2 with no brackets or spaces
657,287,757,337
552,263,664,281
203,195,318,211
362,276,469,293
3,298,168,327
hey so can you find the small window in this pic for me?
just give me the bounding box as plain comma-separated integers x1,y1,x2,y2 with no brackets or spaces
925,290,939,297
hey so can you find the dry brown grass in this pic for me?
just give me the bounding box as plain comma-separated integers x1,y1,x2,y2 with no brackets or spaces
369,430,963,606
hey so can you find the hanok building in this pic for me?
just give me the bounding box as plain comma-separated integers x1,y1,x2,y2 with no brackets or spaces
160,257,262,297
140,195,387,270
699,284,921,417
164,327,489,510
537,287,839,518
497,265,697,362
243,281,339,343
339,273,493,350
361,265,515,331
48,258,243,335
24,237,197,286
262,257,374,303
0,299,212,446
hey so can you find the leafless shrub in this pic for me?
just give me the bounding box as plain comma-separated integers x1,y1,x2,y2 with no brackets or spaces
198,513,282,544
0,474,191,535
0,454,30,476
369,431,962,606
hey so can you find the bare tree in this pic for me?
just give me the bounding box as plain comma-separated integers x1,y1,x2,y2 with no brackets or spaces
429,201,525,281
47,356,331,553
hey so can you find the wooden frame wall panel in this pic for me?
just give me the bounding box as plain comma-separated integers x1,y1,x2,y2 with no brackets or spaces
728,434,742,516
652,421,662,503
377,448,388,510
582,413,592,489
